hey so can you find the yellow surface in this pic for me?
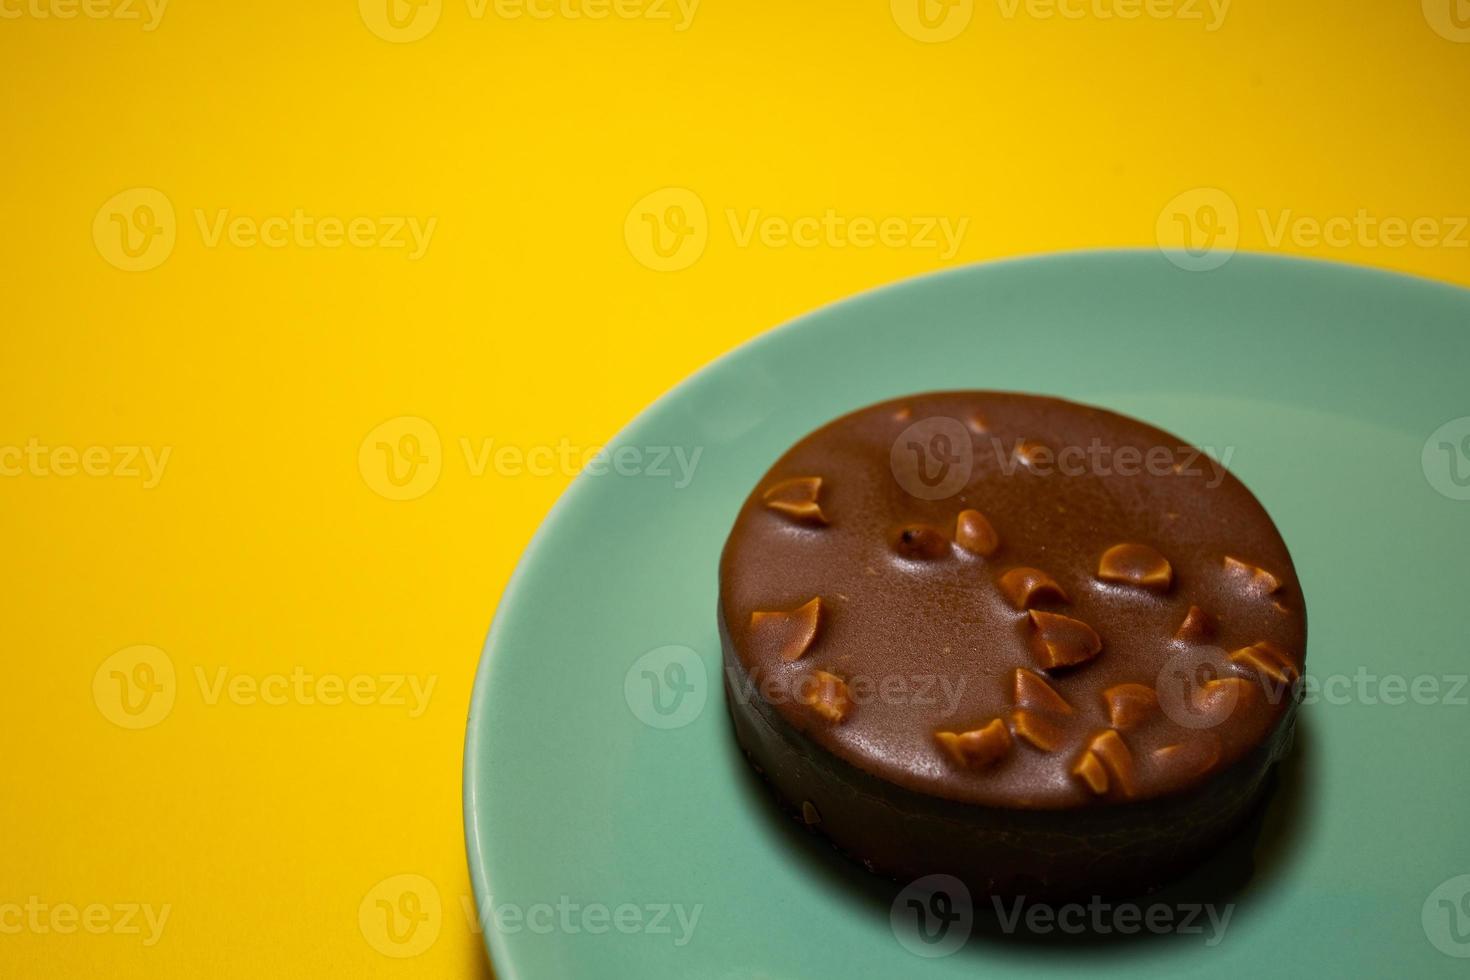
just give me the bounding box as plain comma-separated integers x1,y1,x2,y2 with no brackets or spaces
1,1,1467,976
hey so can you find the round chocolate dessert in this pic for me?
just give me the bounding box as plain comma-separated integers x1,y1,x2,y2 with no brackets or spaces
719,391,1306,899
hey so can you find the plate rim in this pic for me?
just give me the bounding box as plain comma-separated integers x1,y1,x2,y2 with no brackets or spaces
461,247,1470,978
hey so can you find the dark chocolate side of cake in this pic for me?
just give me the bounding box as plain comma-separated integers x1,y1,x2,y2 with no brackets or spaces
718,391,1307,898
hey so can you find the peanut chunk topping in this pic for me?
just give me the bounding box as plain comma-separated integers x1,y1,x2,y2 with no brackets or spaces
935,718,1013,769
750,597,821,662
998,567,1069,610
1175,605,1216,643
1229,640,1299,685
1097,543,1173,592
1191,676,1255,725
1223,555,1282,595
1152,734,1221,782
799,670,852,723
762,476,826,525
1073,750,1109,794
1103,683,1158,730
1027,611,1102,670
1010,710,1065,752
1013,667,1074,714
954,509,1000,557
1074,729,1136,797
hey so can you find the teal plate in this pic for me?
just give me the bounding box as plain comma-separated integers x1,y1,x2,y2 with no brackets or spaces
464,251,1470,979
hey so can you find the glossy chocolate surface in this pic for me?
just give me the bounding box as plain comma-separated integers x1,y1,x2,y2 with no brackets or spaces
720,392,1306,811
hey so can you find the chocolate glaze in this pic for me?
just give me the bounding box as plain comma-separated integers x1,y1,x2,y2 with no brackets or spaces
719,391,1306,896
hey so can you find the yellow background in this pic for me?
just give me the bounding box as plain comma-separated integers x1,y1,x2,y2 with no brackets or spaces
2,1,1467,976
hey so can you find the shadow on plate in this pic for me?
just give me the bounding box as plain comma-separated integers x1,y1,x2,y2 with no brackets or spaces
724,710,1317,958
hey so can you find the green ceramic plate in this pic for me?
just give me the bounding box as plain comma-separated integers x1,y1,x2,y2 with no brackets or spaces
464,251,1470,979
